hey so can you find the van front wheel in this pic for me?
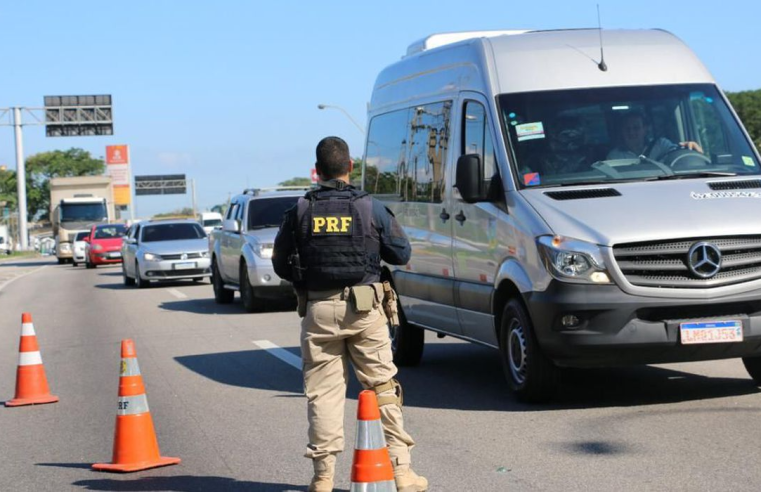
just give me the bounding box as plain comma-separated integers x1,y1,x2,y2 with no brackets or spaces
389,299,424,366
499,299,559,403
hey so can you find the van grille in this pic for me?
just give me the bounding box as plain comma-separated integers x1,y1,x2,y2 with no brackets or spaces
613,236,761,288
707,180,761,190
544,188,621,200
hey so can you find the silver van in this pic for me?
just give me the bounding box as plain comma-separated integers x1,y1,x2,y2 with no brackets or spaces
362,29,761,402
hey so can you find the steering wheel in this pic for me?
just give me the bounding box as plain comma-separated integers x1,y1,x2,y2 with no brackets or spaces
661,147,712,170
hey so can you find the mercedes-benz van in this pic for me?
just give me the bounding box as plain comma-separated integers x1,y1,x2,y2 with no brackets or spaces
362,29,761,402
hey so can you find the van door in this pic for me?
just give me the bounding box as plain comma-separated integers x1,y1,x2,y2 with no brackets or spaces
452,94,514,347
365,102,460,335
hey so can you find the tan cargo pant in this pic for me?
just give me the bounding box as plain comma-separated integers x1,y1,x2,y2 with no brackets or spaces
301,288,416,469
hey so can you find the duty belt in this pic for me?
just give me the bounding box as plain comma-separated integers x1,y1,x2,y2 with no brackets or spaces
306,283,383,302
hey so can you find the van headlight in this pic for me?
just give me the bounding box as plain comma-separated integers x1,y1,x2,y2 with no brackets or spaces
143,252,159,261
253,243,274,259
537,236,612,284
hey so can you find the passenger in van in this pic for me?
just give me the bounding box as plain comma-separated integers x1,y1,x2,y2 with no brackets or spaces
607,111,703,161
540,115,593,175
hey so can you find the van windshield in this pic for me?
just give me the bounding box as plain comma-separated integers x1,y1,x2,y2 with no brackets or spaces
499,84,760,188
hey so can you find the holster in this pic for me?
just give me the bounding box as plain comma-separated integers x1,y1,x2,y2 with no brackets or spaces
296,289,307,318
382,281,400,327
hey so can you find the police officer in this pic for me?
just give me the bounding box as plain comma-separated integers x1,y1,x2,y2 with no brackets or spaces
273,136,427,492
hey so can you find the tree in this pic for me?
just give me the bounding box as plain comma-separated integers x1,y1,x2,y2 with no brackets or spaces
22,148,105,221
278,177,312,186
0,167,17,210
153,207,194,219
210,203,228,215
726,89,761,149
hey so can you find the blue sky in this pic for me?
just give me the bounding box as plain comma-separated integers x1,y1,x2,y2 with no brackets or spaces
1,0,759,217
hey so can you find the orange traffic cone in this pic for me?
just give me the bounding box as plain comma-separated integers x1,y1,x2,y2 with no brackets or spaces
93,339,180,472
350,390,397,491
5,313,59,407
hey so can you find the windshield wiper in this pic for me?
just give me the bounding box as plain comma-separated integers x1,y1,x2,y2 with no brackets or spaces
644,171,739,181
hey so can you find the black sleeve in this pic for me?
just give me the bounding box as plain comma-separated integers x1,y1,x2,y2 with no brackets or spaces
372,199,411,266
272,206,297,281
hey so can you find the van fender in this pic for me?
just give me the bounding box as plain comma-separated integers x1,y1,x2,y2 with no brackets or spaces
491,259,536,343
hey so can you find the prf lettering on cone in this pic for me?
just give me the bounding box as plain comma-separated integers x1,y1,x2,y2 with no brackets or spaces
6,313,59,407
350,390,397,491
93,339,180,472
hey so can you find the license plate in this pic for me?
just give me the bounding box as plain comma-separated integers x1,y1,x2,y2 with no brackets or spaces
680,320,743,345
173,262,195,270
109,252,122,258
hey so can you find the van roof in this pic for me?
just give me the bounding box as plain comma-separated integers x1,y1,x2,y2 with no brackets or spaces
371,29,714,111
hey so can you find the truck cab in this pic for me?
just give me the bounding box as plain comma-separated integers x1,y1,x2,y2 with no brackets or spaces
209,187,309,312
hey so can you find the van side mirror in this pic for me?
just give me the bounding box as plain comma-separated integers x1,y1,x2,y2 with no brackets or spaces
456,154,487,203
223,219,240,233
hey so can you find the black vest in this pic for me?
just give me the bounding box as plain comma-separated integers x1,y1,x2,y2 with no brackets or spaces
295,186,381,290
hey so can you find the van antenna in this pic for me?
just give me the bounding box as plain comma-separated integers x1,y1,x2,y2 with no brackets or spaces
597,4,608,71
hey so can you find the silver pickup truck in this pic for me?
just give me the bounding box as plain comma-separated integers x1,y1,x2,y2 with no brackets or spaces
209,187,308,312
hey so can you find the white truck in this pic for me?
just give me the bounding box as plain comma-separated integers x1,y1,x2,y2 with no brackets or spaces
50,176,115,264
0,224,10,255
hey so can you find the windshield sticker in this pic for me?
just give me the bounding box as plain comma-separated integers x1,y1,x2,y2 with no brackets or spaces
742,156,756,167
516,122,545,142
524,172,541,186
691,191,761,200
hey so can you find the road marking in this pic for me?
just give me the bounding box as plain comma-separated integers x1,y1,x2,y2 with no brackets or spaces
167,288,188,299
0,265,48,292
252,340,302,370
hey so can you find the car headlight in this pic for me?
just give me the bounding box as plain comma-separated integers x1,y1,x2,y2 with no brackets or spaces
143,252,159,261
253,243,274,259
537,236,612,284
92,244,103,251
60,242,72,252
200,250,209,258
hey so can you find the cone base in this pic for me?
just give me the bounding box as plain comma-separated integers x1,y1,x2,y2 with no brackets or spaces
5,394,59,407
92,456,180,473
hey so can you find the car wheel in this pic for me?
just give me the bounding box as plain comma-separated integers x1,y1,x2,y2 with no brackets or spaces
135,261,148,289
240,264,264,313
742,357,761,383
85,258,95,269
499,299,559,403
72,261,78,267
389,293,424,366
212,259,234,304
123,263,135,286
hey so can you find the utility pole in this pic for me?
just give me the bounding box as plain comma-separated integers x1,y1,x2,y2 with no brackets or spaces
12,108,29,250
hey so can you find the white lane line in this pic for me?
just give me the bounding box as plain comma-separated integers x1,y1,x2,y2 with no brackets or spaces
0,265,48,292
253,340,302,370
166,288,188,299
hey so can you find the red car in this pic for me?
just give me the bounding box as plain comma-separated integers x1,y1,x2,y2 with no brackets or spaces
85,224,127,268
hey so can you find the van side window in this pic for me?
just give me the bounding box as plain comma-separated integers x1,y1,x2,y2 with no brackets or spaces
462,101,498,193
366,102,451,203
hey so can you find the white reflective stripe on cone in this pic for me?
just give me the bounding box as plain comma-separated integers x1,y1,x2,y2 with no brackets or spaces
117,394,150,416
18,351,43,366
350,481,397,492
119,358,141,377
21,323,36,336
355,420,388,450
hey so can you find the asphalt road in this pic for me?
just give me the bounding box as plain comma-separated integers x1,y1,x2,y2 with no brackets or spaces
2,258,761,491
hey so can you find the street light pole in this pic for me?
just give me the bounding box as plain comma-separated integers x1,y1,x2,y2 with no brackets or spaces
317,104,365,135
12,108,29,250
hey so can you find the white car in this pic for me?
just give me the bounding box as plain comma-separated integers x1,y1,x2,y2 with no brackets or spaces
199,212,223,235
72,230,90,266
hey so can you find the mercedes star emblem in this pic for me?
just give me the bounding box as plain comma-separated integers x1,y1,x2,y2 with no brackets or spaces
687,242,722,279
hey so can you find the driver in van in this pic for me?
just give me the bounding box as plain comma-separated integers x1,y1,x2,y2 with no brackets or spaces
607,111,703,161
541,115,592,175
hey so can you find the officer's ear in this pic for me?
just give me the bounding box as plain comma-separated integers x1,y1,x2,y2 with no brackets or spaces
348,159,354,174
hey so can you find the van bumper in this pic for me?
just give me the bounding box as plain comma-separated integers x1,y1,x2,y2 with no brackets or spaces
526,282,761,368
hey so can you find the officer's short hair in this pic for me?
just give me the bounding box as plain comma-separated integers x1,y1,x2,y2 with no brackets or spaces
316,136,351,179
